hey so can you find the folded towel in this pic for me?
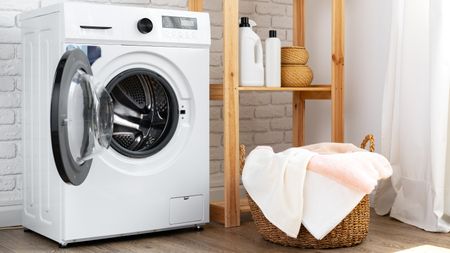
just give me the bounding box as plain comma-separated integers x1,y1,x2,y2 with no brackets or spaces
242,143,393,239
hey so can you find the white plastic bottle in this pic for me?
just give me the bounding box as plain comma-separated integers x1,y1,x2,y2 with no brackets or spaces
239,17,264,86
265,30,281,87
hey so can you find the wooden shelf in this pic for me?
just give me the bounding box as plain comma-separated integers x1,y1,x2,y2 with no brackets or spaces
210,198,250,225
190,0,345,228
238,84,331,92
210,84,332,100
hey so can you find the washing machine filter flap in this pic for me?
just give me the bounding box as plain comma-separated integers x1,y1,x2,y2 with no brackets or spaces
50,49,114,186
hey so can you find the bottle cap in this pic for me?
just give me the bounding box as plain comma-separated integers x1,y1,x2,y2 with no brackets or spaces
240,17,250,27
269,30,277,38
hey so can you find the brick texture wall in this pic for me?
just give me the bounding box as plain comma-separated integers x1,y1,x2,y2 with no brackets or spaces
0,0,294,219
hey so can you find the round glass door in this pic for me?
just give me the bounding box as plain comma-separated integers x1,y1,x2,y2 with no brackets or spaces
51,49,113,185
107,69,179,158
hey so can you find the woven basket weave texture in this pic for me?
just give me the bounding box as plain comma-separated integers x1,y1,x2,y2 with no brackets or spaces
281,47,309,65
281,65,313,87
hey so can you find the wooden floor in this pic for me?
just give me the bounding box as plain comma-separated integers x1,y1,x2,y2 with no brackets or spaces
0,211,449,253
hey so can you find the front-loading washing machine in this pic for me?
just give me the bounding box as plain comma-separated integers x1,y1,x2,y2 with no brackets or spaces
18,2,210,246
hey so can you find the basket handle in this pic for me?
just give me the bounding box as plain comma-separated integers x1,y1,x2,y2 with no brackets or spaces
239,144,246,175
360,134,375,152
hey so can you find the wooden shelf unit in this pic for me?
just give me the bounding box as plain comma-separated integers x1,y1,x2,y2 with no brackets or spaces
188,0,345,227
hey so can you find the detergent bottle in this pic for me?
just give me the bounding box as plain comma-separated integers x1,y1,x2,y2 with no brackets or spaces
265,30,281,87
239,17,264,86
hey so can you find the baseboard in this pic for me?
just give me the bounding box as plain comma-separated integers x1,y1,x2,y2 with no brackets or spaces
0,205,22,228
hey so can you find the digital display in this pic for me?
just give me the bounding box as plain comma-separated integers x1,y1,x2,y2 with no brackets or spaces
162,16,197,30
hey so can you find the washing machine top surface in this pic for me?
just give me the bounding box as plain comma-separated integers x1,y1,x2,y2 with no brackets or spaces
18,1,211,48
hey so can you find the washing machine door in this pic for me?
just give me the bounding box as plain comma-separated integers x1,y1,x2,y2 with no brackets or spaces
50,49,113,186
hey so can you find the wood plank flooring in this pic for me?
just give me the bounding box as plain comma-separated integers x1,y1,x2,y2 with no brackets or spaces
0,211,449,252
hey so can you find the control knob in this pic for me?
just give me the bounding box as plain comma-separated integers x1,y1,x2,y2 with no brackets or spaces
137,18,153,34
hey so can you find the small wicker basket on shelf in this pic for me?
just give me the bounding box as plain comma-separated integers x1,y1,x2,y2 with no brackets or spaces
281,65,313,87
280,46,313,87
239,135,375,249
281,46,309,65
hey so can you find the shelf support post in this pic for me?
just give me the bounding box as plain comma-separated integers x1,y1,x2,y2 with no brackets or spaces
188,0,203,11
222,0,240,227
292,0,306,146
332,0,345,142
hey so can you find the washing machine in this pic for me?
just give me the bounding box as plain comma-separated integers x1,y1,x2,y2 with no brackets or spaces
18,2,210,246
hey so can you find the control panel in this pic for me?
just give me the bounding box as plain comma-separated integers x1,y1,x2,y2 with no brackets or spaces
59,2,210,47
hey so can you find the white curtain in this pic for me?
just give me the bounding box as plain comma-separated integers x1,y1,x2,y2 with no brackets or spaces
374,0,450,232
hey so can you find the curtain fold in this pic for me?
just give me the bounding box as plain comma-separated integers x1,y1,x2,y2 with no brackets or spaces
374,0,450,232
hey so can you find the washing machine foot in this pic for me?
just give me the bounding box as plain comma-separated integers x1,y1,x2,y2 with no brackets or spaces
195,225,203,231
59,242,68,248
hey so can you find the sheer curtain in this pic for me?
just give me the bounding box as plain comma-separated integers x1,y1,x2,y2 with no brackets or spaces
374,0,450,231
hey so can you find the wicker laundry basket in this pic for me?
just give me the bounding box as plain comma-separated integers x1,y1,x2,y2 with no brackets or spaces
239,135,375,249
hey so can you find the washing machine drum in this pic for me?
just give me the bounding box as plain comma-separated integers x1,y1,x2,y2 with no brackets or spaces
107,69,179,158
51,50,179,186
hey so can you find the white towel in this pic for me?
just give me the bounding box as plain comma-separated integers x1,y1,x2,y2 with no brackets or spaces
242,146,316,238
302,171,365,239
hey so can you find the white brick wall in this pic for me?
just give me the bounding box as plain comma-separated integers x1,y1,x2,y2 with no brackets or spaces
0,0,294,224
0,0,24,224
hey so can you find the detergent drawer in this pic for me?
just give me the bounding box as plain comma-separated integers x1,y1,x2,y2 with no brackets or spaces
169,195,204,225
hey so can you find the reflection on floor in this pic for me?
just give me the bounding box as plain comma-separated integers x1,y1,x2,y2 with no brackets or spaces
0,211,449,252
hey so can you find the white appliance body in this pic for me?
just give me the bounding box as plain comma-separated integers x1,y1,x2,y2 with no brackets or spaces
20,2,210,246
